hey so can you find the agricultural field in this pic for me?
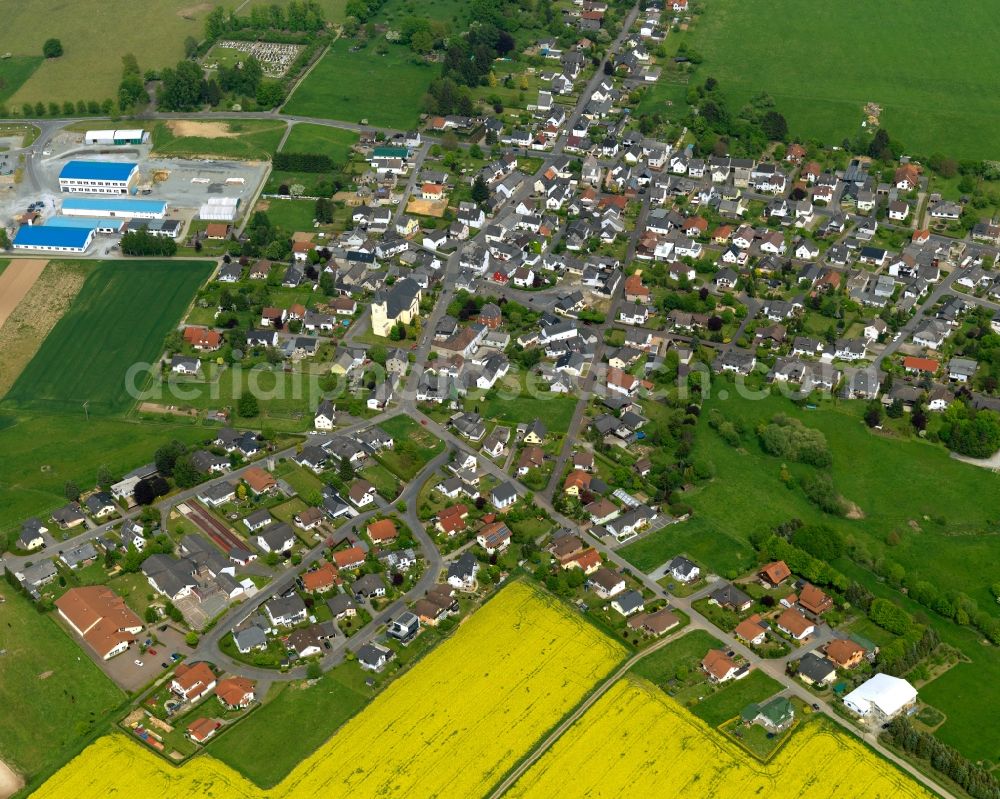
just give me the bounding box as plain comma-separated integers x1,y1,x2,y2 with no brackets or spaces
283,38,436,129
151,120,287,161
2,260,212,416
0,0,223,106
507,677,933,799
32,581,625,798
0,261,86,398
677,0,1000,159
0,56,43,104
0,413,211,542
0,589,125,782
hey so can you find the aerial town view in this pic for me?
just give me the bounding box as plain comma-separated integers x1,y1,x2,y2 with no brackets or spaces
1,1,999,798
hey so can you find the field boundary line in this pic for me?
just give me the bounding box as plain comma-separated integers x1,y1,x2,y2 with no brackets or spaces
487,625,697,799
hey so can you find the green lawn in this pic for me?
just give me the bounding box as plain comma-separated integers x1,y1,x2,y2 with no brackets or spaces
209,668,369,787
281,123,358,162
678,0,1000,158
2,261,212,416
0,590,125,780
274,460,325,499
0,56,42,104
472,394,578,433
690,669,784,727
376,415,446,480
631,629,722,685
283,38,436,129
151,120,287,160
0,413,212,542
260,197,318,232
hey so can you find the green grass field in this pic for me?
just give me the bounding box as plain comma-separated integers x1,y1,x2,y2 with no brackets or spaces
0,413,212,540
678,0,1000,159
631,629,722,685
281,123,358,162
472,393,578,433
283,38,436,129
209,668,369,787
622,386,1000,616
260,197,318,232
151,120,287,160
2,261,212,416
2,0,222,106
690,669,784,727
0,56,43,105
0,589,125,779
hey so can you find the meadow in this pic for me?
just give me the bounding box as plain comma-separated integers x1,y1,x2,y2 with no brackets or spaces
283,38,436,129
507,677,933,799
0,413,211,542
151,120,287,161
31,581,625,798
0,56,43,105
0,590,125,781
622,386,1000,614
281,124,358,162
676,0,1000,159
2,260,212,416
1,0,221,106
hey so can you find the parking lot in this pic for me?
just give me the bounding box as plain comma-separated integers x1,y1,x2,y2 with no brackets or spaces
64,621,195,691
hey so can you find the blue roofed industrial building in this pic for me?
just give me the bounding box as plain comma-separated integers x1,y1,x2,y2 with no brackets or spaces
13,225,95,253
61,196,167,219
58,160,138,195
46,216,126,233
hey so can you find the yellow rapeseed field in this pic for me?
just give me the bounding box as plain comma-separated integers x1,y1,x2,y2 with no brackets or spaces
507,677,934,799
32,581,625,799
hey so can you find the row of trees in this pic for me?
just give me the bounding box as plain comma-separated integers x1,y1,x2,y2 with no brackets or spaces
883,717,1000,799
120,228,178,257
205,2,325,38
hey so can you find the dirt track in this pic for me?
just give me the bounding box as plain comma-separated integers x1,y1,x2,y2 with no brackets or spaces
0,260,48,328
0,758,23,799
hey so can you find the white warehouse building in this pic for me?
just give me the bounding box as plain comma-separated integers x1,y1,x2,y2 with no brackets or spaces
61,197,167,220
84,129,149,146
843,674,917,723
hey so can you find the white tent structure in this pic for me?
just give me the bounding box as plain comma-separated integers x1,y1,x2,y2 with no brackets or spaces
199,196,240,221
843,674,917,721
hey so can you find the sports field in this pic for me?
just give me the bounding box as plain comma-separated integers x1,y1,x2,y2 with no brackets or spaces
679,0,1000,159
151,120,287,160
0,589,125,781
32,581,625,798
2,0,222,106
507,677,932,798
2,260,212,416
283,38,436,129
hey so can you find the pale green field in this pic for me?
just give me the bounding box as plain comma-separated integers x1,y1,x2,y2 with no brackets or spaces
5,0,222,105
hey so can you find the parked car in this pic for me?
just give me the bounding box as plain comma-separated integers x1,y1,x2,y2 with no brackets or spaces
134,659,144,667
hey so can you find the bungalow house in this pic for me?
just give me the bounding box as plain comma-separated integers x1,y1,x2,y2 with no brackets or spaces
759,560,791,587
796,651,837,687
332,546,366,570
710,583,752,612
798,583,833,616
777,607,815,640
826,638,867,669
358,642,395,672
610,589,645,617
216,677,256,710
734,614,769,646
588,567,626,599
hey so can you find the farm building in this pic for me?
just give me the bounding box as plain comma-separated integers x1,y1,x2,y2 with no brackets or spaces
199,196,240,221
13,225,94,253
61,197,167,220
58,161,138,194
84,129,149,145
